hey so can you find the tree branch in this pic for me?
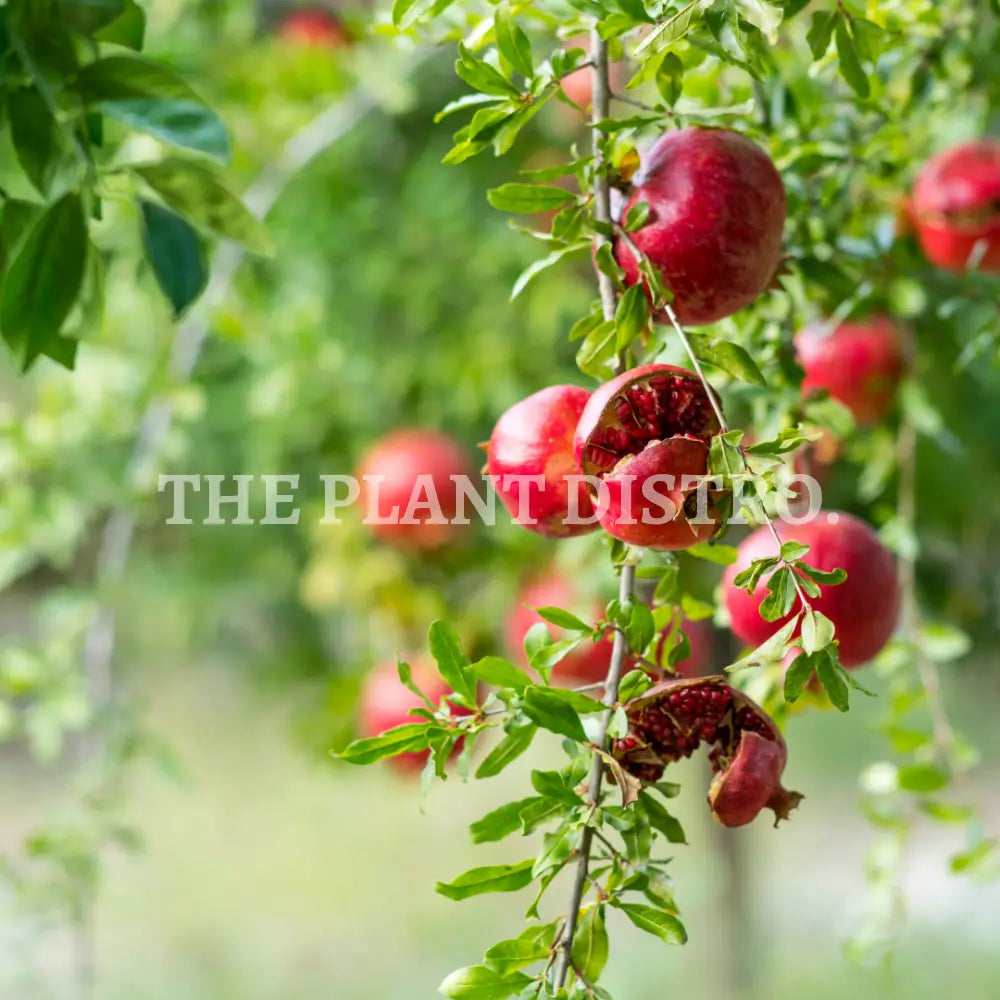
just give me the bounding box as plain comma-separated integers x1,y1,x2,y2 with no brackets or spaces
552,26,635,989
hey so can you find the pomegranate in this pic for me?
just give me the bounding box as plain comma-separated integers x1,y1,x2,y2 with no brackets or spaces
722,512,899,668
612,127,786,325
559,35,625,111
911,140,1000,272
487,385,597,538
356,429,468,549
573,364,724,550
277,7,349,47
505,571,712,684
612,677,802,827
359,659,467,774
795,316,904,425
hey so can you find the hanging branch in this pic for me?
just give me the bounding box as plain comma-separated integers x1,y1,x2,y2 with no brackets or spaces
552,26,637,990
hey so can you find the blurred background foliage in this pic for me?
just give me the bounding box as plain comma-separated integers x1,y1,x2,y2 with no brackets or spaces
0,0,998,997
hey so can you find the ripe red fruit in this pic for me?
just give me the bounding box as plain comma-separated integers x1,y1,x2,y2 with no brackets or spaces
488,385,597,538
722,512,899,669
505,571,711,684
356,429,468,549
911,140,1000,272
359,659,466,774
277,8,348,47
559,36,625,111
573,363,724,550
613,128,786,325
795,316,904,425
612,677,802,827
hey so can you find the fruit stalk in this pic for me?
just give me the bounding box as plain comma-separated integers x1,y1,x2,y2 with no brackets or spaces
551,25,636,990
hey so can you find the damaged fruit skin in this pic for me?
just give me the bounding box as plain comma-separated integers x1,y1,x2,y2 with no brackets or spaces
911,140,1000,272
573,363,724,550
488,385,597,539
612,127,787,325
612,677,801,827
795,316,904,425
722,512,900,668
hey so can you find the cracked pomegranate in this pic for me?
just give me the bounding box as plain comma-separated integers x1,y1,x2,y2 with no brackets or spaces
573,363,724,549
356,429,468,549
722,512,899,668
612,677,802,827
795,316,904,425
912,140,1000,272
612,127,786,325
488,385,597,538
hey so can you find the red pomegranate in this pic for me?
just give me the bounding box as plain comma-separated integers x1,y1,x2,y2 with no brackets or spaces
359,658,467,774
487,385,597,538
911,140,1000,272
505,571,711,684
277,8,349,47
612,677,802,827
795,316,904,425
356,429,469,549
573,364,724,550
559,35,626,111
722,512,899,669
612,127,786,325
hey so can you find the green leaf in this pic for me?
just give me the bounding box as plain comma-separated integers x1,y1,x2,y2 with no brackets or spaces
728,615,800,670
488,183,576,213
56,0,126,33
685,334,766,386
759,567,797,622
456,44,522,98
337,723,431,764
656,51,684,104
511,242,589,300
103,99,229,160
475,723,537,779
898,763,949,793
615,901,687,944
0,193,87,366
8,88,61,195
623,200,651,231
76,55,206,103
637,0,705,55
734,0,783,43
522,688,587,742
797,563,847,586
531,769,582,807
783,652,815,702
494,3,533,78
439,965,526,1000
532,820,579,878
483,936,548,977
732,556,778,593
950,839,997,875
94,0,145,48
470,797,542,843
436,860,535,901
779,541,809,562
536,606,591,633
806,9,836,58
468,656,532,693
614,284,649,351
132,159,273,255
621,597,655,656
528,636,585,678
527,686,606,715
139,200,207,318
835,17,870,98
571,906,609,983
428,620,476,706
815,649,849,711
639,791,687,844
686,541,738,565
800,610,835,654
617,669,652,703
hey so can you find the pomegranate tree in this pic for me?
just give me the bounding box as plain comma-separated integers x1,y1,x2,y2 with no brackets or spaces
795,316,904,425
723,512,900,668
911,140,1000,272
612,127,787,325
356,429,468,549
487,385,597,538
573,363,724,549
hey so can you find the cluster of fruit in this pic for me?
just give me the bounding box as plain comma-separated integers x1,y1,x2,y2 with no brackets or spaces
353,126,998,782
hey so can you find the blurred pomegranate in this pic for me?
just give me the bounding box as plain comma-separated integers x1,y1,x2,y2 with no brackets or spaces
356,429,469,549
276,7,349,47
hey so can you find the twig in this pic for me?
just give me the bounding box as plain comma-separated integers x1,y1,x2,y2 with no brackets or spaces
551,27,635,990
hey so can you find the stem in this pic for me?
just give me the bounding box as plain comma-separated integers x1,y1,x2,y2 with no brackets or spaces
552,37,634,986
